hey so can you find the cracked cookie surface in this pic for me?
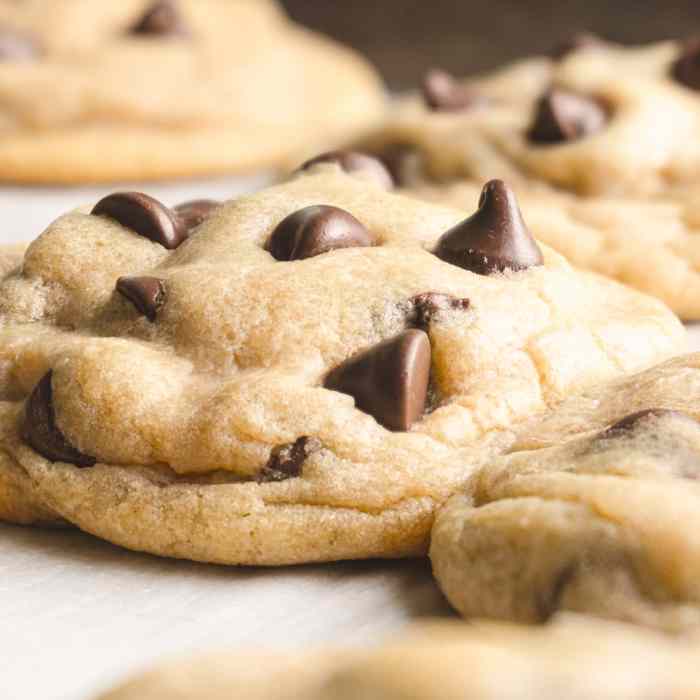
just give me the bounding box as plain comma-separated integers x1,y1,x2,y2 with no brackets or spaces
0,168,684,564
0,0,384,182
100,617,700,699
367,39,700,317
431,353,700,630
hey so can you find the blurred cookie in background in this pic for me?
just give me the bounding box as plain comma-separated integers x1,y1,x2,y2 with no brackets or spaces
0,0,385,183
100,617,700,699
350,37,700,318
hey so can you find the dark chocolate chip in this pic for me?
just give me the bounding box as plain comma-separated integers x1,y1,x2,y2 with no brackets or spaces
299,151,394,190
422,68,487,112
267,205,376,261
528,89,608,144
409,292,470,329
0,27,41,61
129,0,189,37
601,408,692,438
92,192,187,250
116,276,165,322
325,329,431,432
173,199,221,232
672,38,700,91
434,179,543,275
257,436,321,483
550,32,604,60
22,371,96,468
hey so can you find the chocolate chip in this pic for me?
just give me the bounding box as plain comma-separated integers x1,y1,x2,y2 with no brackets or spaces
422,68,487,112
257,437,321,483
116,276,165,322
434,179,543,275
22,371,96,468
409,292,470,329
267,205,376,261
672,38,700,91
325,330,431,432
92,192,187,250
601,409,692,438
550,32,604,60
0,27,41,61
373,143,422,187
299,151,394,190
129,0,189,37
173,199,221,232
528,89,608,144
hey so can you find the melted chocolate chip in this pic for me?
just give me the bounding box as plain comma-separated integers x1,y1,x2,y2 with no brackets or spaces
22,371,96,468
672,38,700,91
528,89,608,144
409,292,470,329
299,151,394,190
116,276,165,322
325,329,431,432
0,27,41,61
601,408,692,438
92,192,187,250
434,179,543,275
257,437,321,483
422,69,486,112
550,32,604,60
129,0,189,37
267,205,376,261
173,199,221,232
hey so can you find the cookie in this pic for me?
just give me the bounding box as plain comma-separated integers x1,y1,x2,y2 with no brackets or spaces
99,617,700,699
0,0,384,183
0,167,684,565
362,38,700,317
431,353,700,631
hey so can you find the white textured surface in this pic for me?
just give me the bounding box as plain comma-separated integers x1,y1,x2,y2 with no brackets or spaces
1,182,699,700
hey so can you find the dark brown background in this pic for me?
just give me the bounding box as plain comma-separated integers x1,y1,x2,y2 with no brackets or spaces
281,1,700,89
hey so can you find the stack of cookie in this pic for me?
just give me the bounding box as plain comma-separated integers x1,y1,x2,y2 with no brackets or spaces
3,4,700,698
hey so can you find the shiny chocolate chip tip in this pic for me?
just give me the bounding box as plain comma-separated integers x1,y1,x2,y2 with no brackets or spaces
324,329,431,432
92,192,187,250
267,205,376,261
434,179,543,275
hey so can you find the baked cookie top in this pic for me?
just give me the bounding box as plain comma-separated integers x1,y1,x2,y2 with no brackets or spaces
99,617,700,700
0,0,385,182
0,165,684,564
432,352,700,631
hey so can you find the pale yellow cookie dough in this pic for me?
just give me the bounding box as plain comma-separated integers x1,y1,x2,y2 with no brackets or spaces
0,167,685,564
432,353,700,631
100,617,700,699
367,40,700,317
0,0,385,182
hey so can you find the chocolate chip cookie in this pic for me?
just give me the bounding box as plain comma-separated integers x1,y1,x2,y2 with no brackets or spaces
432,352,700,630
0,0,384,182
364,38,700,317
0,166,684,564
100,617,700,699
